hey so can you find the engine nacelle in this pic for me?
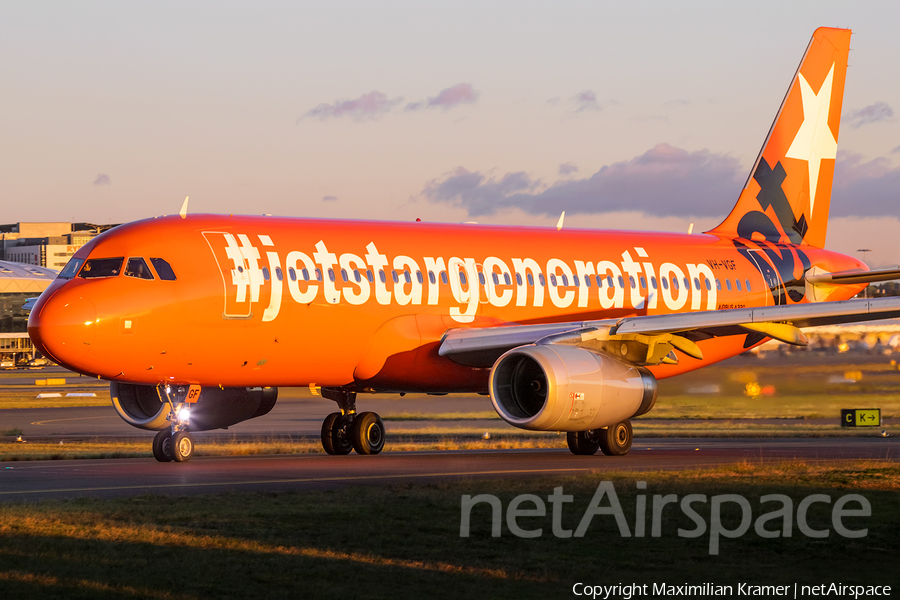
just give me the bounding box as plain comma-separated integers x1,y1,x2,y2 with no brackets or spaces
489,344,657,432
110,382,278,431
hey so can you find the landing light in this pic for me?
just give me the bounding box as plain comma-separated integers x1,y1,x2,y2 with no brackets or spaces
84,321,92,326
177,406,191,423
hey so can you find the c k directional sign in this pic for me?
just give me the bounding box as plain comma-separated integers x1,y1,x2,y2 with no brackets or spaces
841,409,881,427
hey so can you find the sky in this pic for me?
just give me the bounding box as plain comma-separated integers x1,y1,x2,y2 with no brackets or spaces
1,0,898,267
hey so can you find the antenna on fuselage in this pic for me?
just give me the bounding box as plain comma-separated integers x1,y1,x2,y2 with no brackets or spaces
179,196,190,219
556,211,565,231
687,222,694,235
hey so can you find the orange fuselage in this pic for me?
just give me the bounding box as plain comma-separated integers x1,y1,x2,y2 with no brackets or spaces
28,215,863,392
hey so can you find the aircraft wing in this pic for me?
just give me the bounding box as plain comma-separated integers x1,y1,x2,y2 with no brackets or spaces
438,296,900,367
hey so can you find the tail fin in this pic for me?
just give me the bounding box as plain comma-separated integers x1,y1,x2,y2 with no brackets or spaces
707,27,851,248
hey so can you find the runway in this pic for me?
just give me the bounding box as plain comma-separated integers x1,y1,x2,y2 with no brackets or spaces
2,437,896,502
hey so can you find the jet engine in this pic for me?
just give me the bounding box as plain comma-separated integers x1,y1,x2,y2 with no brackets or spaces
110,382,278,431
489,344,657,431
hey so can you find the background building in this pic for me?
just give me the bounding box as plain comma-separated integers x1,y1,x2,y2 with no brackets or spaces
0,260,58,366
0,222,115,271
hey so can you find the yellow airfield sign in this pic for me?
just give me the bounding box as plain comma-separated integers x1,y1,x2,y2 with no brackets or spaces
840,409,881,427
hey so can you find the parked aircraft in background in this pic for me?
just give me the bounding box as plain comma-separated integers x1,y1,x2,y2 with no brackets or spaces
28,27,900,462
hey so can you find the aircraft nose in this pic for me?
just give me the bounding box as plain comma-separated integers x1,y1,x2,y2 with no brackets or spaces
28,290,97,367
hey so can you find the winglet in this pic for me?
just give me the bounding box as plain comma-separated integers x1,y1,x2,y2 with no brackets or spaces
556,211,565,231
179,196,189,219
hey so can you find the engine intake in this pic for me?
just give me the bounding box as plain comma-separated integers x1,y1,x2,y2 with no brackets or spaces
110,382,278,431
489,344,657,431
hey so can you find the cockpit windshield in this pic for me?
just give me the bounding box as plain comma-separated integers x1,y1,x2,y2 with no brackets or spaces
57,257,85,280
149,258,177,281
78,257,124,279
124,257,154,280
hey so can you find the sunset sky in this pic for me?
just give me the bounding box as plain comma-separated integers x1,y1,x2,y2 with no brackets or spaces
1,1,897,267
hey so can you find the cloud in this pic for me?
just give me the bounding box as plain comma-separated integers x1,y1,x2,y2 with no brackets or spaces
93,174,110,186
892,145,900,154
422,144,743,218
844,101,893,129
301,91,402,122
573,90,599,112
322,195,338,202
663,99,690,108
831,150,900,217
558,162,579,176
405,83,478,112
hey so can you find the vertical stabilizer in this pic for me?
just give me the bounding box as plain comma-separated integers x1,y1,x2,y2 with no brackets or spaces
707,27,851,248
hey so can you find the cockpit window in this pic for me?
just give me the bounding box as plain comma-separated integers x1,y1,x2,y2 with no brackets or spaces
149,258,177,281
58,257,85,280
125,257,154,280
79,257,123,279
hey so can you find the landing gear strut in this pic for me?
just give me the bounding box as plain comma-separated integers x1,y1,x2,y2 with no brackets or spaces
566,420,633,456
152,384,198,463
320,388,385,455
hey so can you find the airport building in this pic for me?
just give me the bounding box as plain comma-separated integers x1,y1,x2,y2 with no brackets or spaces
0,222,115,271
0,260,58,366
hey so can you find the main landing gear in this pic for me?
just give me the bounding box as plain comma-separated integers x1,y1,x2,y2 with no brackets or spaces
320,388,385,455
152,384,198,463
566,420,633,456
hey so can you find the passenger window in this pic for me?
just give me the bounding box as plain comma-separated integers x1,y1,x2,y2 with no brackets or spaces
726,279,732,291
440,271,448,285
478,272,486,286
275,267,283,281
715,278,721,291
459,271,467,285
705,278,711,291
736,279,743,291
288,267,297,282
58,257,85,280
550,274,557,286
302,268,310,281
262,267,270,281
392,270,400,284
745,279,751,292
651,277,657,290
149,258,176,281
404,271,412,284
584,276,591,288
492,273,499,286
683,277,690,290
366,269,374,283
80,257,124,279
561,275,569,286
640,276,646,289
379,270,386,284
354,270,362,283
606,275,613,287
315,268,323,281
340,269,348,282
595,275,603,288
125,257,154,280
429,271,436,285
629,276,636,289
662,277,669,290
504,273,511,286
527,273,534,286
538,274,545,287
693,277,700,290
618,276,625,288
673,277,679,290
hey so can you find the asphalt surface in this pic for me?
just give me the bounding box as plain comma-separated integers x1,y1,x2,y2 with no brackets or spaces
1,437,896,502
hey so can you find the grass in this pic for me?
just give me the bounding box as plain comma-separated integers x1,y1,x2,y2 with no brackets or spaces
0,461,898,599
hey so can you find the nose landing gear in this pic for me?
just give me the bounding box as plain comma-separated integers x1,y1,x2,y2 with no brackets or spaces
151,384,198,463
320,388,385,455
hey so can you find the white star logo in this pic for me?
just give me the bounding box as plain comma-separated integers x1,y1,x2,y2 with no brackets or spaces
785,63,838,220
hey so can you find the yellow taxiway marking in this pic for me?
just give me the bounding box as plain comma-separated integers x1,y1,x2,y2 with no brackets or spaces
29,416,117,426
0,467,600,496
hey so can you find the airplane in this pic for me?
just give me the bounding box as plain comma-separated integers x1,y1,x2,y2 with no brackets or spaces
28,27,900,463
